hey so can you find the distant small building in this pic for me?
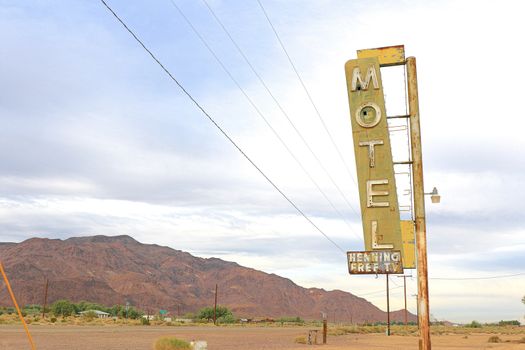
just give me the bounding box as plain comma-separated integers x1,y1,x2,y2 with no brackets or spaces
79,310,110,319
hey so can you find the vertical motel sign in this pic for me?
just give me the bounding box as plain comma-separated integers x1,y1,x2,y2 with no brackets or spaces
344,46,404,275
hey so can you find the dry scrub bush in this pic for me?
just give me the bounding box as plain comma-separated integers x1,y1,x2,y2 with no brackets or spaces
328,327,347,336
393,327,418,336
335,324,420,336
488,336,502,343
328,325,389,336
328,325,361,336
294,336,307,344
361,325,386,334
0,314,20,325
154,337,191,350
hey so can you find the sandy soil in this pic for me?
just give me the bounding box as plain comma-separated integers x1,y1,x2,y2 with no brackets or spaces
0,325,524,350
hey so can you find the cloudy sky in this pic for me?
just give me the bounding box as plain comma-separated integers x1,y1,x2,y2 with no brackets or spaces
1,0,524,323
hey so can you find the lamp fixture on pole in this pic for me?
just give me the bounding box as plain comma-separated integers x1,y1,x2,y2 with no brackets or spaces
424,187,440,204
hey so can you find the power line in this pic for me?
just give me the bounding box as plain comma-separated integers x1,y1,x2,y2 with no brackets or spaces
199,0,361,221
357,285,403,297
340,272,525,299
99,0,346,254
166,0,360,240
430,272,525,281
389,274,402,287
338,272,525,297
355,272,525,298
255,0,358,189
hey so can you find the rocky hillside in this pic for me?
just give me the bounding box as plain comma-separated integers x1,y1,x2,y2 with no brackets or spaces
0,235,416,323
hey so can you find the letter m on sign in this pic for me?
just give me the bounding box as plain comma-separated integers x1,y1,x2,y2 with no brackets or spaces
351,66,380,91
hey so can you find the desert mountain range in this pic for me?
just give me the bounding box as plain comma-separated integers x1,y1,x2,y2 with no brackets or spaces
0,235,415,323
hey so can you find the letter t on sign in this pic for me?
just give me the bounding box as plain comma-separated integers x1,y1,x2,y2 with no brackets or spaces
359,140,384,168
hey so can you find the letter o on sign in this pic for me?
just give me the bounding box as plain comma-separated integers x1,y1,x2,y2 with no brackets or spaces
355,102,382,128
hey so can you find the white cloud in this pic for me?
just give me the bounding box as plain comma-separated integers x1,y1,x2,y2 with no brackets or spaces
1,0,524,323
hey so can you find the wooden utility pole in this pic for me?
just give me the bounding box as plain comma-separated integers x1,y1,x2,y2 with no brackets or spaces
386,274,390,336
322,313,327,344
213,283,218,325
42,278,49,319
407,56,431,350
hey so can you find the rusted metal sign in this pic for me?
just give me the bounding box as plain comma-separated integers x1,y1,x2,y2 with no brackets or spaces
401,220,416,269
347,250,403,274
357,45,405,67
344,50,404,254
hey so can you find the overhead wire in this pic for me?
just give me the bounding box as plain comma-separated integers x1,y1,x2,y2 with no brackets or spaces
356,285,403,297
389,274,402,287
199,0,361,221
250,2,525,288
352,271,525,299
99,0,347,254
255,0,358,189
430,272,525,281
166,0,361,240
237,3,525,292
352,271,525,301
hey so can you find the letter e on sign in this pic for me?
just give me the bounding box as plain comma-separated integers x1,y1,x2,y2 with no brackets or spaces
367,179,389,207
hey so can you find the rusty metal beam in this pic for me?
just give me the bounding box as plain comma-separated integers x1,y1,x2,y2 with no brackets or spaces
0,262,36,350
387,114,411,119
357,45,406,67
400,221,416,269
406,56,432,350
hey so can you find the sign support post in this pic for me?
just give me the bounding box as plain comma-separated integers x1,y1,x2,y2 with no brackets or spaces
406,56,431,350
344,47,432,349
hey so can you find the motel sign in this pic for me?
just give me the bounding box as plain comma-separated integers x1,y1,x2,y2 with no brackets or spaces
344,52,404,274
344,46,434,350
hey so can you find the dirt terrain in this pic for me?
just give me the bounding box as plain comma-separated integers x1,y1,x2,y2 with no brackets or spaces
1,325,524,350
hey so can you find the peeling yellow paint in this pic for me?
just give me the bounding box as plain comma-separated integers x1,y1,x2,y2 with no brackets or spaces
357,45,405,67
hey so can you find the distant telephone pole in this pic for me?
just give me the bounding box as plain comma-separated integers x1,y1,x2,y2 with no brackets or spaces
397,275,408,326
213,284,218,325
322,312,327,344
42,278,49,319
386,274,390,336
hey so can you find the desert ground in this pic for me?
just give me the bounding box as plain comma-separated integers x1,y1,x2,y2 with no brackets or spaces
1,325,524,350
